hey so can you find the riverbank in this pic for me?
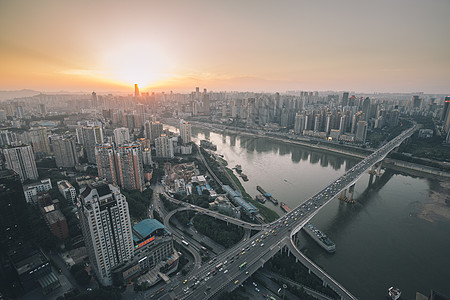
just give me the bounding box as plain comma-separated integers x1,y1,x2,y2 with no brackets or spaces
179,119,450,180
417,180,450,223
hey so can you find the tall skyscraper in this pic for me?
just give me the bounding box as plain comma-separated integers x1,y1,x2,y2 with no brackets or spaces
144,121,163,144
113,127,130,145
96,143,144,192
91,92,98,107
134,84,140,97
202,89,210,115
95,144,119,187
116,143,144,192
53,135,79,168
411,95,422,108
27,127,51,158
294,113,305,134
81,126,103,164
356,120,368,143
155,134,174,158
2,145,38,182
441,96,450,122
0,169,31,258
442,96,450,132
362,97,371,121
77,182,134,285
179,120,192,144
342,92,349,107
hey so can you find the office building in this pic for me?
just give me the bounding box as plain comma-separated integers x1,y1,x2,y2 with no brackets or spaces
155,134,174,158
2,145,38,182
57,180,77,205
111,219,176,286
53,135,79,168
179,120,192,144
114,127,130,145
77,182,134,286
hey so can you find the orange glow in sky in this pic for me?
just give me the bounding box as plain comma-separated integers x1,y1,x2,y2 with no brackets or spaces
0,0,449,93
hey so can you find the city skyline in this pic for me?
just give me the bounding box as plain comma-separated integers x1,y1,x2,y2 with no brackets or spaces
1,0,449,94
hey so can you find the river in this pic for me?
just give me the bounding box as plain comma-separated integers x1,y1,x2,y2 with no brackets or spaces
166,124,450,299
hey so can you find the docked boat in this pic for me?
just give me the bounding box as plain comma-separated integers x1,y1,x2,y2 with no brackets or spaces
256,186,279,205
388,287,401,300
303,222,336,253
255,195,266,203
280,202,291,213
240,173,249,181
234,164,242,173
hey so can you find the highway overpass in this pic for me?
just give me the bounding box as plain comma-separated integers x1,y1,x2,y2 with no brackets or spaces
162,124,418,300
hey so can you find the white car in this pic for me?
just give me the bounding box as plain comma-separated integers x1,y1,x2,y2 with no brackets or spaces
223,269,228,274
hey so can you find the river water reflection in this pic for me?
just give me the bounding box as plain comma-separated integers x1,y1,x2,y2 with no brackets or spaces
167,125,450,299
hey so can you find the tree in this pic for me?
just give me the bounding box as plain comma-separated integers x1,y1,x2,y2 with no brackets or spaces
70,263,91,286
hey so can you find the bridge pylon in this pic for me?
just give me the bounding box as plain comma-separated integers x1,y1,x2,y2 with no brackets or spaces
348,184,356,203
338,188,354,203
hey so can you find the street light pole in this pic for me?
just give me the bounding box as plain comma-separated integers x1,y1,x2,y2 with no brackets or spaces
282,284,287,300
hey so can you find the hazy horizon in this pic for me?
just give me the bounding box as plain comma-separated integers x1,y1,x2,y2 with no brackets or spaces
1,0,449,94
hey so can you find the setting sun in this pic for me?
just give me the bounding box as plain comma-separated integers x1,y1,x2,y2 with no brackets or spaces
100,43,174,90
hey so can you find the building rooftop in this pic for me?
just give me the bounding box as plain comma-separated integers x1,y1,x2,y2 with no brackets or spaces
132,219,168,242
45,209,66,225
222,185,258,214
14,250,48,275
57,180,72,189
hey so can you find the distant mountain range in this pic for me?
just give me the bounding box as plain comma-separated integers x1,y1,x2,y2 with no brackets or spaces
0,89,41,101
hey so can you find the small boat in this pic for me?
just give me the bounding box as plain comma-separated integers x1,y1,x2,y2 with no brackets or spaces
280,202,291,213
234,164,242,173
388,287,401,300
240,173,249,181
255,195,266,203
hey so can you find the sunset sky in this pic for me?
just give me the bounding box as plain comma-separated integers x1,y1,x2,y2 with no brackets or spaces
0,0,449,94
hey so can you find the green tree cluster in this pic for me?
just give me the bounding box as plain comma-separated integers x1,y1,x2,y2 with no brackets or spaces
27,206,58,251
266,253,338,298
122,189,153,220
193,215,244,248
70,264,91,286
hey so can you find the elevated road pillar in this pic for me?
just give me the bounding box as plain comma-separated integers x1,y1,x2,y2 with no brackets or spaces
376,162,382,177
368,173,374,187
348,184,355,203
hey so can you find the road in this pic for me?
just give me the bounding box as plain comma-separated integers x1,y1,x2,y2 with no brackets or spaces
171,123,418,300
